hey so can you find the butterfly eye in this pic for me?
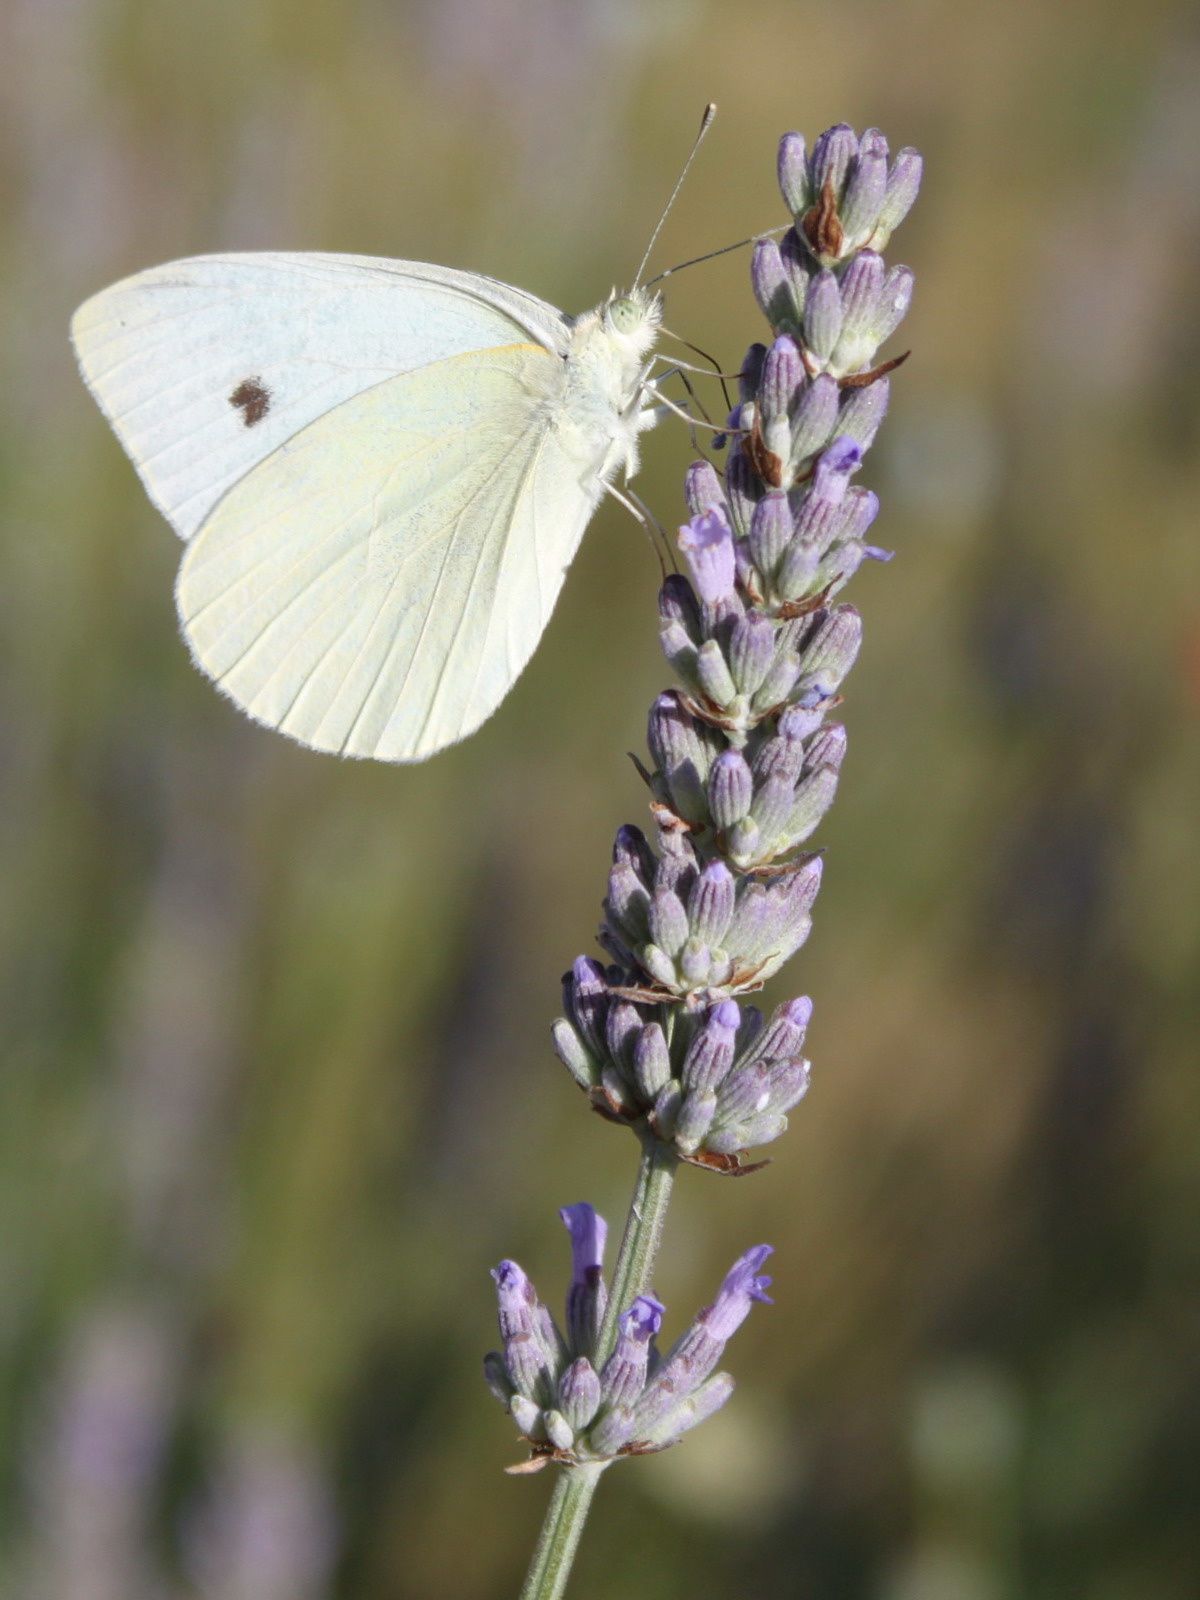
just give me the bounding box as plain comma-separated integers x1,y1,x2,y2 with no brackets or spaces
607,296,644,335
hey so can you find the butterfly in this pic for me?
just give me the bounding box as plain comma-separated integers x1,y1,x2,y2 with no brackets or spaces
71,254,665,762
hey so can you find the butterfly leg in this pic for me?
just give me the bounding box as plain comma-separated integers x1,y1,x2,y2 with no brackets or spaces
603,480,676,579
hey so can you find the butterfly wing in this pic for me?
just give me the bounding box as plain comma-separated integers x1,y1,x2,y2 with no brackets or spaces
70,252,570,541
176,340,606,761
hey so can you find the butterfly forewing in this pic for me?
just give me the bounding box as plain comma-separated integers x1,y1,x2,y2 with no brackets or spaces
70,253,571,541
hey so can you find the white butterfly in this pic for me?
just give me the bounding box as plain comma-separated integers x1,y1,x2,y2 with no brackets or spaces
71,253,664,761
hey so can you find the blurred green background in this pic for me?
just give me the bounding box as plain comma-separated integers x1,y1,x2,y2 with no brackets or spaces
3,1,1199,1595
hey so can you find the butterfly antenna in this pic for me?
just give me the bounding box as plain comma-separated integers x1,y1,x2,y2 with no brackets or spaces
632,102,718,291
644,223,789,291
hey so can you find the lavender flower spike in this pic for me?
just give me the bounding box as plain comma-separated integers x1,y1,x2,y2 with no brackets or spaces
503,119,921,1598
488,1219,773,1469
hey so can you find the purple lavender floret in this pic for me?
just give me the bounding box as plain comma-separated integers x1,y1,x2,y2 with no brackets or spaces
487,1219,771,1464
560,1202,608,1359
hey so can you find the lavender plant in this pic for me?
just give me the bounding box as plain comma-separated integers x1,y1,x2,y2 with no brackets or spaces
486,123,922,1599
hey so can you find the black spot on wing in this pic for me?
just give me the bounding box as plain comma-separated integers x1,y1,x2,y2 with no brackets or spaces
229,376,271,427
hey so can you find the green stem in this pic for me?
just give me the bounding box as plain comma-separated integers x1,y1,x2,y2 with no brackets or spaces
595,1138,679,1365
518,1138,680,1600
518,1462,605,1600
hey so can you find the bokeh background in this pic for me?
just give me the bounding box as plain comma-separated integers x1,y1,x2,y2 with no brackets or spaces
3,1,1199,1595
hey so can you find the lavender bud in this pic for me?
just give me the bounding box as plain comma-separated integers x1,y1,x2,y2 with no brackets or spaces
551,1017,597,1091
833,251,886,373
799,606,863,696
557,1358,602,1432
751,237,795,331
873,147,923,248
760,335,805,422
776,131,810,214
725,447,759,538
676,939,711,988
785,765,840,845
774,538,821,604
680,999,741,1094
752,995,814,1062
695,638,738,709
605,859,650,946
599,1061,636,1115
510,1394,543,1438
714,1060,772,1125
789,373,839,470
839,128,888,245
675,1087,718,1154
803,270,842,363
638,1371,736,1450
483,1350,514,1405
874,264,914,343
652,1078,683,1138
708,749,754,830
641,944,678,990
778,703,826,743
647,886,689,959
739,343,767,403
605,1000,641,1072
729,1109,788,1149
565,956,609,1056
614,823,656,880
599,1295,664,1414
587,1403,636,1457
750,645,801,711
632,1022,671,1100
748,773,795,850
729,612,776,696
727,816,761,865
840,485,880,543
780,227,810,314
775,854,824,926
647,692,713,823
810,123,858,201
748,491,793,580
766,1057,812,1114
753,727,806,786
836,375,890,451
658,575,702,643
684,460,725,519
543,1410,575,1452
687,860,735,948
492,1261,555,1404
660,619,699,687
678,508,736,604
805,722,848,773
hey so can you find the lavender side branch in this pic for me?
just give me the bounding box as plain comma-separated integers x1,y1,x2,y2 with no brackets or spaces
490,122,922,1597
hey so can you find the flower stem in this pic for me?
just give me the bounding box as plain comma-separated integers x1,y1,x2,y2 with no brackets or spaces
518,1462,605,1600
596,1138,679,1365
519,1140,679,1600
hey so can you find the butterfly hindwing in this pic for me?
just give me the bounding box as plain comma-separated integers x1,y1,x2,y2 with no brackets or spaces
176,340,601,761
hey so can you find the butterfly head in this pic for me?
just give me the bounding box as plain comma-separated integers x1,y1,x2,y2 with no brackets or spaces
603,288,663,357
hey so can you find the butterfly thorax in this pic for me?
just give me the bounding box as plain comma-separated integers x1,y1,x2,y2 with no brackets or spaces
556,288,662,481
